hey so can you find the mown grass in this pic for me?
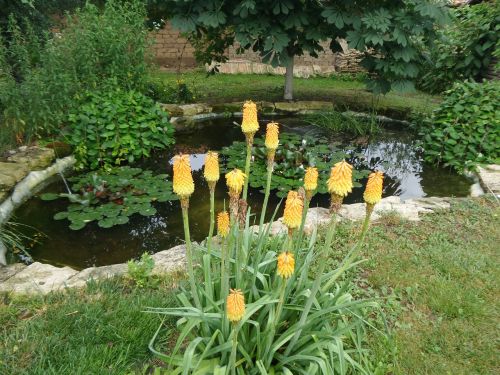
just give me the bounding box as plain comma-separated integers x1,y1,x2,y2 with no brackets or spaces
153,70,440,117
1,197,498,374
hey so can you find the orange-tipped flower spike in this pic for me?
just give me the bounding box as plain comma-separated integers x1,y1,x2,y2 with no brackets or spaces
364,171,384,205
225,169,246,198
283,190,304,230
204,151,220,184
226,289,245,323
217,211,230,238
304,167,318,192
173,154,194,199
265,122,279,150
327,160,353,197
241,100,259,135
277,251,295,279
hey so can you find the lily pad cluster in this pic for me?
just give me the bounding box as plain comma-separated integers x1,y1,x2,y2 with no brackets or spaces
221,133,370,198
41,167,177,230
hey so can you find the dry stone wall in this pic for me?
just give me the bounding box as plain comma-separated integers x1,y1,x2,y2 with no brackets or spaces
150,22,364,75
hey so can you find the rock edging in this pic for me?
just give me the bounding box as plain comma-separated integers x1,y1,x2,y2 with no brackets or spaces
0,196,455,295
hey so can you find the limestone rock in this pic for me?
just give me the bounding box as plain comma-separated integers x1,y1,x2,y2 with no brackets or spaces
65,263,128,288
0,263,27,282
0,262,78,294
7,147,55,170
274,101,333,113
0,162,30,190
161,103,183,116
179,103,212,116
477,165,500,195
152,244,187,274
303,207,332,235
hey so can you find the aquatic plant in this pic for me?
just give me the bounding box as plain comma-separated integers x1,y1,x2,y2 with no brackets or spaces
41,167,176,230
146,103,387,374
221,132,369,198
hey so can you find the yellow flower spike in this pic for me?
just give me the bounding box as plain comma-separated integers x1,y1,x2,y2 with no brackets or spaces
364,171,384,205
172,154,194,199
227,289,245,323
277,251,295,279
265,122,280,150
304,167,318,192
217,211,230,238
283,190,304,230
327,160,353,197
204,151,220,183
241,100,259,135
225,168,246,197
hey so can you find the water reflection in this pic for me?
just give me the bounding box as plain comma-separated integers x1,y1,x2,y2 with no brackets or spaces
14,117,471,269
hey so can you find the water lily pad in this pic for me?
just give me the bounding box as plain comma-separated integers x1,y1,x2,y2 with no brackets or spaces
40,193,60,201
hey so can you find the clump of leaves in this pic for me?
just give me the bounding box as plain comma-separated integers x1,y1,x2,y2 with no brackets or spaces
68,86,175,170
41,167,177,230
303,110,381,137
419,80,500,171
127,252,156,288
221,133,369,197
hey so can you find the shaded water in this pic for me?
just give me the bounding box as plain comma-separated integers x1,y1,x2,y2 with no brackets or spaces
14,116,471,269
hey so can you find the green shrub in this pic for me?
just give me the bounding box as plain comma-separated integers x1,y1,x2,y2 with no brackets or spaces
144,78,195,104
303,110,380,136
420,80,500,171
0,0,150,150
68,87,174,170
418,3,500,93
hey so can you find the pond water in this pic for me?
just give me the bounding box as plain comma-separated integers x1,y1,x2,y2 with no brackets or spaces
14,116,471,269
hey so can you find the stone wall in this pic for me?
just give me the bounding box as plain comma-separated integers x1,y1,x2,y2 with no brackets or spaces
150,22,364,76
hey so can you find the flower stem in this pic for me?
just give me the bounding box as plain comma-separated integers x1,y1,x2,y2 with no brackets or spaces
181,204,201,308
242,137,253,201
229,324,239,375
207,186,215,256
259,158,274,229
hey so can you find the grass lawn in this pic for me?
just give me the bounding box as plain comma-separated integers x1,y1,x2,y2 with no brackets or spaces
153,71,440,118
1,197,498,374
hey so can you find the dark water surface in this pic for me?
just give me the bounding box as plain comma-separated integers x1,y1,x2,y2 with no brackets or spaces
14,116,471,269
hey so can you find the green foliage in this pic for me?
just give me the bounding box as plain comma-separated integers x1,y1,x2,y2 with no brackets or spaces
144,78,195,104
0,0,150,150
68,87,174,170
221,133,369,197
418,2,500,93
127,252,156,288
151,0,448,95
303,110,381,137
0,221,33,263
420,80,500,171
40,167,177,230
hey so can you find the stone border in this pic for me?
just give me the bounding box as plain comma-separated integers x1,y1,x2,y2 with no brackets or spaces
161,101,412,130
0,150,76,265
0,196,462,295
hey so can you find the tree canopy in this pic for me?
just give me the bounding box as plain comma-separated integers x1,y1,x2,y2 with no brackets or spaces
148,0,449,98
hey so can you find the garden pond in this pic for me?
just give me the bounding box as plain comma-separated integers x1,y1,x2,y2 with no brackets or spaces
14,116,471,269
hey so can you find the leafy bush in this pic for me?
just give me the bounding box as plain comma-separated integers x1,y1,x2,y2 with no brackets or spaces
41,167,177,230
304,110,380,136
418,3,500,93
0,0,150,150
144,78,195,104
68,87,174,170
221,133,369,197
127,252,156,288
420,80,500,171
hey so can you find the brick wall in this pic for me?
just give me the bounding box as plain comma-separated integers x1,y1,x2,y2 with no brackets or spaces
150,22,364,75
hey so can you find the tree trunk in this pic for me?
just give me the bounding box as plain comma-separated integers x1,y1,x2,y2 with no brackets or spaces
283,55,294,101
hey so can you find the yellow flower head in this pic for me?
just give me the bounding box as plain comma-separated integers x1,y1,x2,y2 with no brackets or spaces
277,251,295,279
225,169,246,197
364,171,384,205
304,167,318,192
327,160,353,197
283,190,303,229
172,154,194,198
226,289,245,322
217,211,230,238
241,100,259,135
265,122,279,150
204,151,220,183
